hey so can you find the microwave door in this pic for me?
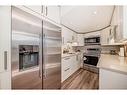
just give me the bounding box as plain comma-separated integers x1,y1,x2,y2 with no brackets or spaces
85,37,100,45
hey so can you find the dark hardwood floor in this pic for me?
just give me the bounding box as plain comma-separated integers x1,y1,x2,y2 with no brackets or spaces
12,68,99,89
12,68,42,89
61,68,99,89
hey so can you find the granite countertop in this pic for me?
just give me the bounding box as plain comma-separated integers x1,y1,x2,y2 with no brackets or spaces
97,54,127,74
62,52,83,58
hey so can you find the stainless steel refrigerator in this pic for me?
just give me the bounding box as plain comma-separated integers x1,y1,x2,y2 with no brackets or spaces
11,6,61,89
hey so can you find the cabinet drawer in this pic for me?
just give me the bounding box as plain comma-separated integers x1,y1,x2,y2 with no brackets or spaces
62,57,71,69
62,57,71,82
62,66,71,82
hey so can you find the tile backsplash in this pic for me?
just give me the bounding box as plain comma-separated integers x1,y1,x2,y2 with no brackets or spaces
101,46,119,54
62,43,120,54
74,45,119,54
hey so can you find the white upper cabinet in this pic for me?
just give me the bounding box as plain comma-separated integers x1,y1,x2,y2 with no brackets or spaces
24,6,43,14
46,6,60,24
110,6,123,43
24,6,60,24
0,6,11,73
111,7,119,26
72,32,77,42
77,34,84,46
121,6,127,41
62,26,77,44
62,26,71,44
110,6,127,42
101,27,110,45
0,6,11,89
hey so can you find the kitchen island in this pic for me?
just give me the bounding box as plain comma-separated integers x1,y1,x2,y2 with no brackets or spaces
97,54,127,89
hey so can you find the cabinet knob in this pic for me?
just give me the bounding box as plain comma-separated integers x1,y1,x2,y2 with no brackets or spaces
64,57,70,60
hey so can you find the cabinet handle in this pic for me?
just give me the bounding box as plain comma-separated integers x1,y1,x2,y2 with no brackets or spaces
64,68,70,71
72,36,74,41
107,38,109,43
64,57,70,60
46,6,48,16
41,5,43,13
62,37,64,44
76,55,78,61
4,51,7,70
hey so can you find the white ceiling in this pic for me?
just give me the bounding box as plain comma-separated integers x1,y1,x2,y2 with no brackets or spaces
61,6,114,33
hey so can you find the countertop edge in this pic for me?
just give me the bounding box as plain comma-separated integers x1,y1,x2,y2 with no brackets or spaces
62,52,83,58
97,54,127,75
97,65,127,75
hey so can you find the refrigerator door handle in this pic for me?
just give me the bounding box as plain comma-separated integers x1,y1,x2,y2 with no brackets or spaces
38,34,42,78
43,34,47,79
43,68,47,79
39,65,42,78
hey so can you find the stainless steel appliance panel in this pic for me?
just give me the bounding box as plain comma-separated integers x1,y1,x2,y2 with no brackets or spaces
43,21,61,89
84,36,100,45
11,6,42,89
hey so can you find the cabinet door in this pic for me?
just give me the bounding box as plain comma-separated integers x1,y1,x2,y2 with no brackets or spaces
70,55,80,75
77,34,84,46
62,57,71,82
70,56,77,75
24,6,42,14
122,6,127,40
112,6,127,42
46,6,60,24
101,27,110,45
0,6,11,73
110,6,123,42
111,6,119,26
0,71,11,89
72,32,77,42
100,69,127,89
62,26,68,44
62,26,72,44
78,54,82,68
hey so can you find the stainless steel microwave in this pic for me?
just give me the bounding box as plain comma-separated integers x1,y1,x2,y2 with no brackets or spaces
84,36,100,45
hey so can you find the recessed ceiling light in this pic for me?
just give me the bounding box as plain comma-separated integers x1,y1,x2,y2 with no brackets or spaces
93,11,97,14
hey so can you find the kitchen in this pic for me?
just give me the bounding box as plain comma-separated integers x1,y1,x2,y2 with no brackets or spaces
0,5,127,89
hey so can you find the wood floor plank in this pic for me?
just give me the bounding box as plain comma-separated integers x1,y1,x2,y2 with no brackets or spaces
12,69,42,89
62,68,99,89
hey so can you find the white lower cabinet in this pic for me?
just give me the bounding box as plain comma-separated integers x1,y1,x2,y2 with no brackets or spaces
70,56,77,75
99,69,127,89
62,57,71,82
62,54,82,82
0,71,11,89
